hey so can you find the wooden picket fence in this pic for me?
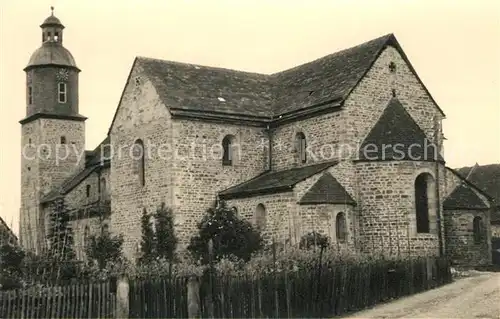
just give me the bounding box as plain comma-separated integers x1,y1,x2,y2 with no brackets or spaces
0,281,116,318
128,276,188,318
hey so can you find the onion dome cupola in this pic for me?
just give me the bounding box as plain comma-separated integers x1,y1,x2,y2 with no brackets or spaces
24,7,79,71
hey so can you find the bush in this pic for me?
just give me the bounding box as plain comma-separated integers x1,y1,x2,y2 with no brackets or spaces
299,231,330,250
188,200,263,264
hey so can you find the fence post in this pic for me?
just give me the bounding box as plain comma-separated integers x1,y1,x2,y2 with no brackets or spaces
115,275,129,318
187,276,201,318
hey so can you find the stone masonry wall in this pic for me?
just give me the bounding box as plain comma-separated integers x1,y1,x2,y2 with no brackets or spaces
20,118,85,253
171,119,268,248
272,45,445,173
272,112,345,171
444,210,492,266
343,46,445,161
109,62,175,260
355,161,446,258
226,192,296,244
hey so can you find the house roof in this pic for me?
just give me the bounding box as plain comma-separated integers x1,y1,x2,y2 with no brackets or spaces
108,33,445,134
0,215,17,243
40,137,111,204
358,98,444,162
299,173,356,205
219,161,338,199
456,164,500,208
443,184,490,211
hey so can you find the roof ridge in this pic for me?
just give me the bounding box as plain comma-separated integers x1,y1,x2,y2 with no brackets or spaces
270,33,393,77
136,56,269,77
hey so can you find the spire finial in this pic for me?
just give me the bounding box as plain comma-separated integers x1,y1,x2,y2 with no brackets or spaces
50,6,54,16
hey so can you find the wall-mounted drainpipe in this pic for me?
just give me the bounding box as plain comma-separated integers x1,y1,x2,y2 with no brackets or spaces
434,116,443,257
266,121,273,171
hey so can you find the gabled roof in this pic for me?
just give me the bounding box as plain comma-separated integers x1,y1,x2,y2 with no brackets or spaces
219,161,338,199
443,184,490,211
456,164,500,207
299,173,356,205
358,98,444,162
108,33,445,133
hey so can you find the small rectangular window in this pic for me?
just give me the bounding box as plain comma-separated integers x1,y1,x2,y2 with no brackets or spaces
58,82,67,103
54,32,59,41
28,86,33,104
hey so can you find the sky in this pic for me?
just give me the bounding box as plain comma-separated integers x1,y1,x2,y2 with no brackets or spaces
0,0,499,235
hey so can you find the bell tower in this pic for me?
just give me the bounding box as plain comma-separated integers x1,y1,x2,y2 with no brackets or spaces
19,8,86,253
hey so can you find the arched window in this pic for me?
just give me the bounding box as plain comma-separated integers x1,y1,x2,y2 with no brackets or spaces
473,216,483,244
60,136,66,144
255,203,267,230
295,132,307,164
222,135,235,166
58,82,67,103
336,212,347,242
415,173,432,233
86,184,91,198
133,139,145,186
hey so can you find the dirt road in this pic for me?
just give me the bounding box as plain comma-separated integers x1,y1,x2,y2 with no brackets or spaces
345,271,500,318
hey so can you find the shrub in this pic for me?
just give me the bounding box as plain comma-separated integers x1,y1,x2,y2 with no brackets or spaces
85,232,124,270
188,200,263,264
299,231,329,250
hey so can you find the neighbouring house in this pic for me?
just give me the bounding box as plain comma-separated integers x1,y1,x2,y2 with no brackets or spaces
457,163,500,264
457,163,500,236
18,9,494,266
0,216,18,247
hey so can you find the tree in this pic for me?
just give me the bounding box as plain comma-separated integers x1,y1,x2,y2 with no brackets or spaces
155,203,177,262
0,244,25,290
138,208,155,264
188,200,263,264
299,231,329,250
46,198,77,280
85,232,124,270
47,198,76,260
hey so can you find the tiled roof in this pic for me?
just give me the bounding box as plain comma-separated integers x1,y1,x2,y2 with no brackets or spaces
125,33,444,124
40,137,111,204
219,161,338,199
457,164,500,207
443,184,490,210
299,173,355,205
358,98,444,162
271,34,392,115
137,57,273,118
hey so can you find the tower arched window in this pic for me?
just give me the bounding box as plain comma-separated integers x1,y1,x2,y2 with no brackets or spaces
295,132,307,164
336,212,347,242
133,139,145,186
255,203,267,230
28,86,33,105
58,82,67,103
473,216,484,244
222,135,235,166
86,184,91,198
415,173,434,233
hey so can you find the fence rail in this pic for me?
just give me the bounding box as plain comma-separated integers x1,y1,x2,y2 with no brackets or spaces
0,281,116,318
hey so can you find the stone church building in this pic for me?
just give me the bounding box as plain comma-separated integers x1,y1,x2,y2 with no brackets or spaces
19,10,495,266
